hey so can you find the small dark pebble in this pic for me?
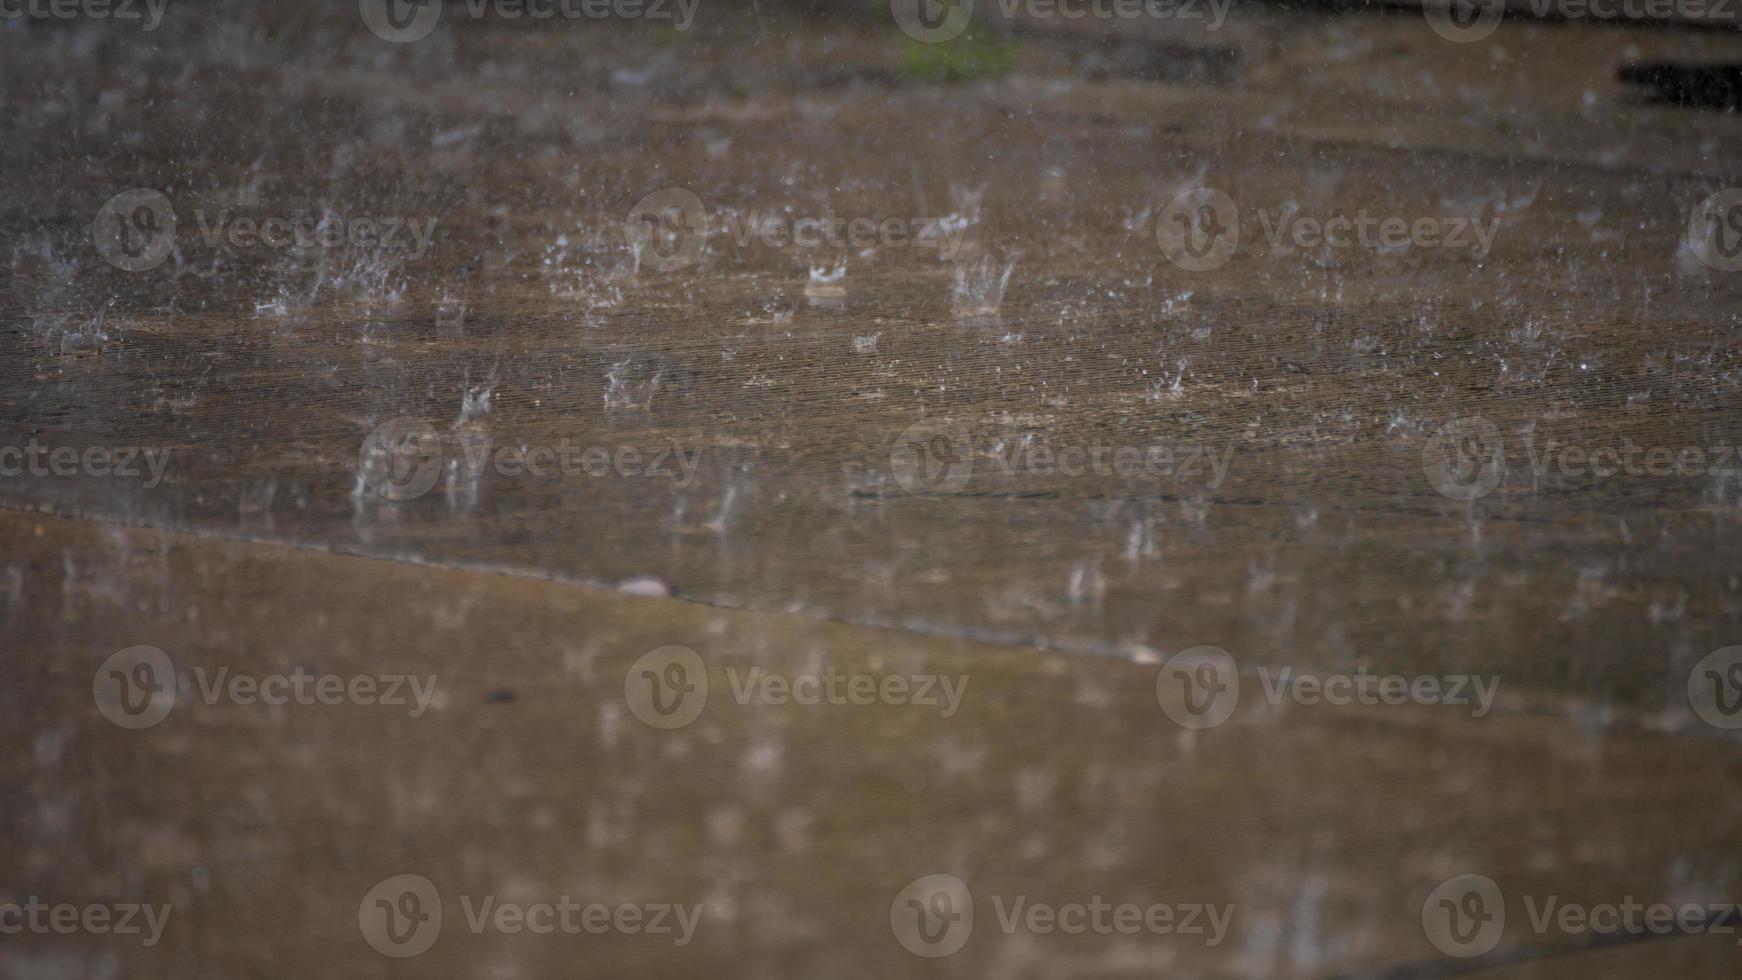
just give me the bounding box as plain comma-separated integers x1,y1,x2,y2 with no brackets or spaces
485,688,517,704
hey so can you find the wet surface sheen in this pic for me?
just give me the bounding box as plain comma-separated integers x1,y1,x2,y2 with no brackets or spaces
3,3,1742,977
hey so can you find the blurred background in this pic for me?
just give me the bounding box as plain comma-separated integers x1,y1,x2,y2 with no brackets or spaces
3,1,1742,977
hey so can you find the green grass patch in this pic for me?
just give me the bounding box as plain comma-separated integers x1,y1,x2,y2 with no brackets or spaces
897,31,1019,83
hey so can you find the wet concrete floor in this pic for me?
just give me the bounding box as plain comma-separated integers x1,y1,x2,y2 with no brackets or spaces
3,2,1742,977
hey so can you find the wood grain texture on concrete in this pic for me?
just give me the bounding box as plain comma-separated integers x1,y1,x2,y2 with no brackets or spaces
2,2,1741,977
